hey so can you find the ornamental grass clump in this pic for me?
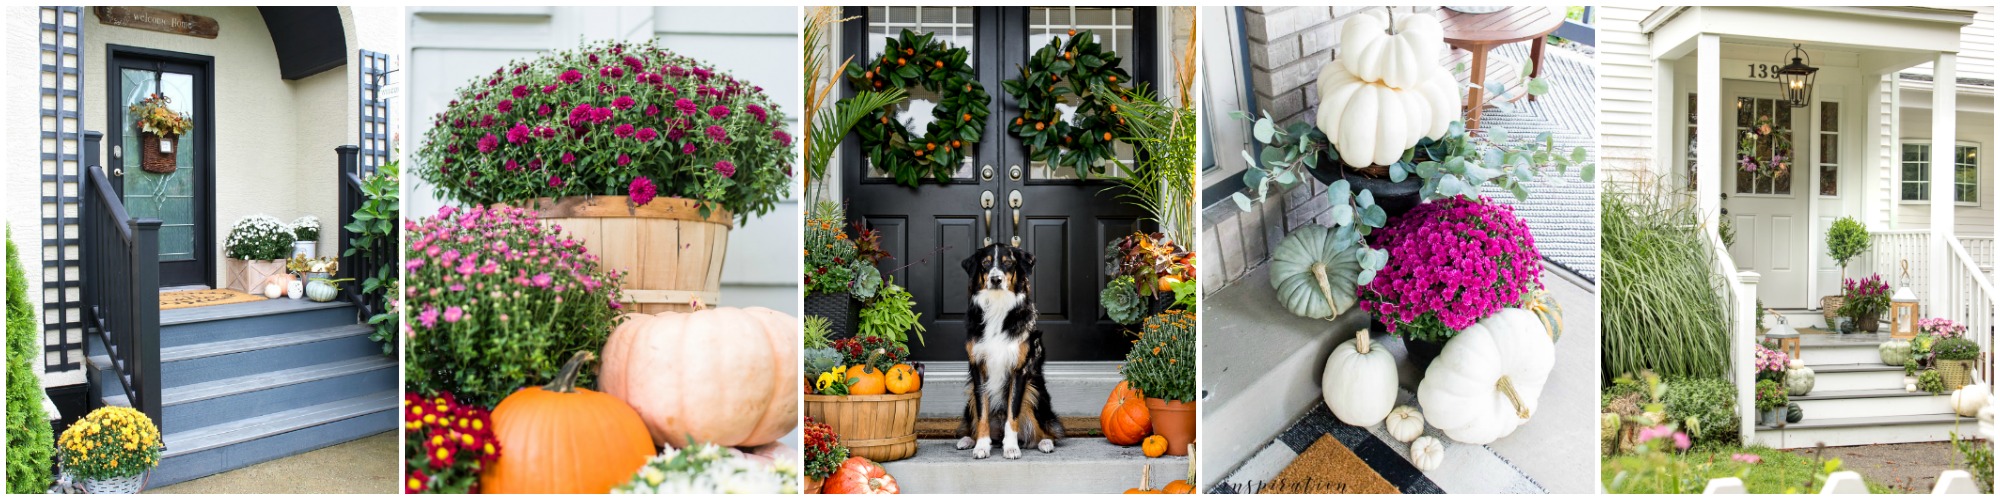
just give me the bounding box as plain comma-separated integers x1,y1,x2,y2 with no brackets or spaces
403,205,625,408
416,39,793,222
1121,310,1195,403
1601,182,1730,384
225,215,294,260
1361,195,1542,343
56,407,161,481
404,392,500,494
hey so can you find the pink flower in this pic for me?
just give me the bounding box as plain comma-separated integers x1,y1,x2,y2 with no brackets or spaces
614,123,636,138
536,104,552,116
706,125,728,143
561,152,576,164
707,105,730,120
612,95,636,110
419,307,440,329
506,123,531,144
542,83,558,94
746,104,768,123
548,175,563,188
628,176,657,206
511,85,528,98
615,153,631,166
532,273,554,288
1673,432,1691,451
443,306,465,323
1731,453,1763,464
773,130,792,146
559,69,584,84
644,104,659,116
476,134,499,153
675,98,697,116
635,127,658,143
714,160,736,178
683,142,697,155
1361,196,1540,336
503,159,520,171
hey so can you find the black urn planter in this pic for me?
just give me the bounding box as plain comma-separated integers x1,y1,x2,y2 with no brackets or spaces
1370,314,1445,373
1307,157,1425,219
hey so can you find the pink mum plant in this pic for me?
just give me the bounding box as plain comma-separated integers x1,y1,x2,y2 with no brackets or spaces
1361,196,1543,343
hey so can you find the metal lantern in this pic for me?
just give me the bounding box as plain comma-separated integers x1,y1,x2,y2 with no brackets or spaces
1777,44,1818,109
1889,286,1920,339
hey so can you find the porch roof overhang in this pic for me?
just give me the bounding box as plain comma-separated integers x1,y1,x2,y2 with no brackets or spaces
257,6,347,80
1641,6,1974,75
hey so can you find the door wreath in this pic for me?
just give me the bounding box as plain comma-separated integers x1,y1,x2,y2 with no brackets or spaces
844,29,990,187
1002,30,1134,178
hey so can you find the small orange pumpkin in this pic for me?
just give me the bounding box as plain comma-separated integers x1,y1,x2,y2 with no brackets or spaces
1125,464,1162,494
1102,381,1152,446
886,363,921,395
1162,443,1197,493
847,364,887,395
480,352,654,494
1142,435,1168,458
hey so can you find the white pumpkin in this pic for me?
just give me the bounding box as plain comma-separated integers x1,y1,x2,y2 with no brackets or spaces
1416,309,1555,444
1337,8,1446,90
1409,436,1444,472
1315,60,1458,169
1385,405,1425,443
1322,329,1399,426
1952,385,1991,418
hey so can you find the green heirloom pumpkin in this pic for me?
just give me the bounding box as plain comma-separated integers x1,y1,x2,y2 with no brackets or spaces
1785,402,1803,423
1524,287,1564,342
1879,339,1912,366
1270,226,1361,320
1784,365,1815,396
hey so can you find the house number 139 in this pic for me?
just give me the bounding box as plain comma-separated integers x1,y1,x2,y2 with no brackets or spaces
1746,63,1781,80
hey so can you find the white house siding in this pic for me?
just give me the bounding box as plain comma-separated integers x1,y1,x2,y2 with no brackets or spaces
1596,4,1665,187
1888,105,1997,237
1903,7,1995,84
405,7,800,314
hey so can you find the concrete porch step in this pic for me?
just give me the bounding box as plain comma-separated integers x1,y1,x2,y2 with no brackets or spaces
160,299,356,348
1805,363,1907,392
914,361,1121,419
104,356,395,435
1790,389,1954,419
1754,413,1973,448
150,391,397,486
89,324,378,388
878,438,1189,494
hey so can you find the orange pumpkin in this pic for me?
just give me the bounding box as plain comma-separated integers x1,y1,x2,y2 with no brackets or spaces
1162,443,1197,493
823,456,900,494
1142,435,1168,458
599,307,800,449
1101,381,1152,446
480,352,654,494
846,364,888,395
1125,464,1162,494
886,363,921,395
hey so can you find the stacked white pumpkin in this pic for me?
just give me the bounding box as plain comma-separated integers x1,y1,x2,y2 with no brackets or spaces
1309,9,1560,473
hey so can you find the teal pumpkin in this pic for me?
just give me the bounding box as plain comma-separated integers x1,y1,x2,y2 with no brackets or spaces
1879,340,1912,366
1785,403,1803,423
305,279,340,302
1784,365,1815,396
1269,226,1361,320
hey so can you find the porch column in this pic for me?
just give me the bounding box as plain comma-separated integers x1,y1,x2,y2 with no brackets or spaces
1696,34,1723,232
1653,58,1676,180
1929,52,1957,306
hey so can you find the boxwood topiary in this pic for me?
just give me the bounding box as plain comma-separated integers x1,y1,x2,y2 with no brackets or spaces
6,229,54,493
1663,377,1739,448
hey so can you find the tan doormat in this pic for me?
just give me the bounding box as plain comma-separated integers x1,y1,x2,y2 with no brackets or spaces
160,289,266,310
1261,434,1400,494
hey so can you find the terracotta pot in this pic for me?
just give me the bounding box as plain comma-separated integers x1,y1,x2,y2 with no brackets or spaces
805,475,823,494
1144,397,1195,456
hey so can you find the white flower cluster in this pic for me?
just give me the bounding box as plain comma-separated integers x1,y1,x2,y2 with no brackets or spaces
225,214,295,260
611,443,801,494
291,215,321,241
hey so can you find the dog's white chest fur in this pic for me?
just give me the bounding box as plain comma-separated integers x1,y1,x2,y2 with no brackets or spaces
972,289,1025,403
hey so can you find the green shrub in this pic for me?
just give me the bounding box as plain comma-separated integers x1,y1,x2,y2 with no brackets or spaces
1602,182,1732,384
1663,378,1739,448
6,229,54,493
1933,337,1980,361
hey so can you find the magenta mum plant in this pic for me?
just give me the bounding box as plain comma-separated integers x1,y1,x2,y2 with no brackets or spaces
416,39,793,223
1361,196,1542,343
402,205,626,408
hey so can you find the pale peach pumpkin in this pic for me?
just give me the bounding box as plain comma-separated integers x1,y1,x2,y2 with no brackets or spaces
599,307,800,448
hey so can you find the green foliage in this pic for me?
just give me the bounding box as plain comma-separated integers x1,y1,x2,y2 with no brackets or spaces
1917,370,1946,394
6,229,54,493
803,201,859,296
1952,431,1993,493
346,162,401,355
1604,445,1897,494
1100,83,1196,240
1120,310,1195,402
1932,337,1980,360
846,29,989,187
803,347,841,382
1100,275,1147,325
857,279,924,346
803,315,832,350
1602,182,1732,384
1825,217,1871,268
1003,30,1132,176
850,265,882,302
1755,379,1787,411
1663,378,1740,448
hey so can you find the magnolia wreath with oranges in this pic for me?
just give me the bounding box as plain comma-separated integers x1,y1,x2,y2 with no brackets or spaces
845,29,991,187
1002,30,1134,177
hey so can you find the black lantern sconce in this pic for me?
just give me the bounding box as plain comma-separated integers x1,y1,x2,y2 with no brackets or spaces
1777,44,1819,109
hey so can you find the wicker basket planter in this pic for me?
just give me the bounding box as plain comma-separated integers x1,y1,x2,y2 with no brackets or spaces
139,132,178,174
1820,295,1844,324
81,472,148,494
805,293,857,337
522,196,731,313
805,391,920,462
1937,359,1975,391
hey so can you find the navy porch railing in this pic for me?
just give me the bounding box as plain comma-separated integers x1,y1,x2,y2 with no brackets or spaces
335,145,389,324
80,131,164,428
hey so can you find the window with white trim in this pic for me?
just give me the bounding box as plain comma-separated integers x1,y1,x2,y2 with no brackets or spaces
1901,142,1980,204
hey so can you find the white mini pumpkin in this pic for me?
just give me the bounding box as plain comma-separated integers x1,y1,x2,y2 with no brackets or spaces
1385,405,1425,443
1416,309,1554,444
1322,329,1399,426
1337,8,1446,90
1409,436,1444,472
1952,385,1991,418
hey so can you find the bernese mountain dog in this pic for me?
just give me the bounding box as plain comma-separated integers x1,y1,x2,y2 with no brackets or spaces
955,244,1063,459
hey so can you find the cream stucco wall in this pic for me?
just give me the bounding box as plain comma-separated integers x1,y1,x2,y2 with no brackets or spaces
5,7,60,382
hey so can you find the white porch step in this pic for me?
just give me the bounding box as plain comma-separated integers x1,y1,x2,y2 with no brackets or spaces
1755,413,1973,448
1806,363,1907,392
1770,310,1827,330
1790,389,1953,419
1794,342,1883,365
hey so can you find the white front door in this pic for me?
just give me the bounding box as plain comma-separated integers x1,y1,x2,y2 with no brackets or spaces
1723,88,1810,308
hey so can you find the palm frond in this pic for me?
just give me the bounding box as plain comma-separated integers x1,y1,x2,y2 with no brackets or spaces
808,88,906,182
1099,83,1197,240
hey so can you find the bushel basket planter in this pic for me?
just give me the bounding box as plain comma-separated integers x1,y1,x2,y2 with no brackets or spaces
804,391,920,462
138,132,179,174
520,196,731,313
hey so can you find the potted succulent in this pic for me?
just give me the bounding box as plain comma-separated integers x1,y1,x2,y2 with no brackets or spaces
1121,309,1196,455
290,215,321,259
1836,274,1892,332
802,417,849,494
415,39,793,314
1360,196,1542,368
57,406,162,493
1821,217,1870,321
224,215,294,294
128,93,191,174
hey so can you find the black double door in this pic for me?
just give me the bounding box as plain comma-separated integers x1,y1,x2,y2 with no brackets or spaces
841,7,1157,362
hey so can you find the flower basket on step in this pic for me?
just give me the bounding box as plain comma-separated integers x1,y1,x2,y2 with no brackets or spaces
1937,359,1975,390
138,132,179,174
804,392,920,462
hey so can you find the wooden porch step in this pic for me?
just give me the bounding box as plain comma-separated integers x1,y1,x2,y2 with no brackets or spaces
104,356,395,435
160,299,356,348
88,324,378,388
149,391,397,486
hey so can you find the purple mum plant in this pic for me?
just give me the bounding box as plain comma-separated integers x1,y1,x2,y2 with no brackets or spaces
1360,196,1543,343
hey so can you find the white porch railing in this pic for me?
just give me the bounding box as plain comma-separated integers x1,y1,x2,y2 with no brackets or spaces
1705,225,1757,446
1866,230,1930,303
1870,230,1995,386
1944,239,1996,387
1962,236,1994,272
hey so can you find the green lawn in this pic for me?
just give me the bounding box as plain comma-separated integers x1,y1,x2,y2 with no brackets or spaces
1603,445,1902,494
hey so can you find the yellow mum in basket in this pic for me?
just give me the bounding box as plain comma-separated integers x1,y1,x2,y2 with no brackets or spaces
58,407,163,481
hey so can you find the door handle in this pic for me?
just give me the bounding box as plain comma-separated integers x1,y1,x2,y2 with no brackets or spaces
1008,190,1023,244
981,190,996,243
112,168,124,177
